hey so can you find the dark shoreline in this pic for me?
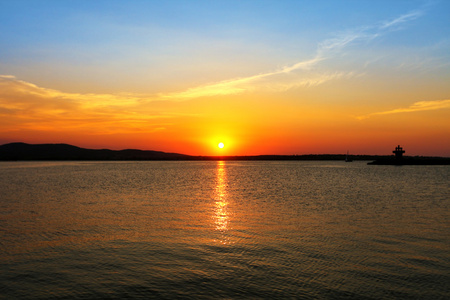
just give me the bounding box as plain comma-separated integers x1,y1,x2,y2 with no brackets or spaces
1,142,449,164
367,157,450,165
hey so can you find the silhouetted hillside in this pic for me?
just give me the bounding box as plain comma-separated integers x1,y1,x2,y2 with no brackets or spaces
0,143,192,161
0,143,375,161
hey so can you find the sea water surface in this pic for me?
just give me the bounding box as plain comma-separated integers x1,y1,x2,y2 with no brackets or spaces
0,161,449,299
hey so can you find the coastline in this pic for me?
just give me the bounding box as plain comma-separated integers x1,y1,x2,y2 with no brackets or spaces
1,143,449,163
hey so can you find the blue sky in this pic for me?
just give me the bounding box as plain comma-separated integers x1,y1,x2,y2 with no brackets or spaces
2,0,449,93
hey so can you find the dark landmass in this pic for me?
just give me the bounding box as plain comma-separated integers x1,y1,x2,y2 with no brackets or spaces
0,143,191,161
367,157,450,165
0,143,449,164
200,154,386,161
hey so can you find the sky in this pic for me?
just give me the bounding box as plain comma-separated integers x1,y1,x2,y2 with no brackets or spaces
0,0,449,156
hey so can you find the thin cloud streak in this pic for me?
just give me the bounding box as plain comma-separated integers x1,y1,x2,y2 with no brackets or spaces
357,99,450,120
380,10,423,29
0,75,197,135
159,8,425,100
159,56,326,100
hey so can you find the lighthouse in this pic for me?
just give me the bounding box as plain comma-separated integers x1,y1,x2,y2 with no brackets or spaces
393,145,405,159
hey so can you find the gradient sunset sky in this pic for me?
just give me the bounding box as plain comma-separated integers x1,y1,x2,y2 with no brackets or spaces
1,0,449,156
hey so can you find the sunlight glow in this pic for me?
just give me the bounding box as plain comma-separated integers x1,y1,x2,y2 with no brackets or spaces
214,161,230,244
218,142,224,149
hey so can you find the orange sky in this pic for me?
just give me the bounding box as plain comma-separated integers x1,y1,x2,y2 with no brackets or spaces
0,1,449,156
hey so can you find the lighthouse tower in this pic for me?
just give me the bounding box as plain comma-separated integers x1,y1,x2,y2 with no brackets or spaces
393,145,405,159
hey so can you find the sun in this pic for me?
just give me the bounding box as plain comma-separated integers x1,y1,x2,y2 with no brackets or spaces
218,142,224,149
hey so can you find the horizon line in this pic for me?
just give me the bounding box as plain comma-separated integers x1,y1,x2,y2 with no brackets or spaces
1,142,449,159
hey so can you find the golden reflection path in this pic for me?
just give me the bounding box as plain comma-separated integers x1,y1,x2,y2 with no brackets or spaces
214,161,229,240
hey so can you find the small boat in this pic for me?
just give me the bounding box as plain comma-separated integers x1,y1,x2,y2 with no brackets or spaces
345,151,353,162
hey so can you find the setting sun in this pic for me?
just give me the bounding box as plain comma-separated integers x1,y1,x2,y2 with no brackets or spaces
218,142,224,149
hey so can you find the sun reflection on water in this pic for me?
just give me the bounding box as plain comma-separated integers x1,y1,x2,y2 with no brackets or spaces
214,161,229,239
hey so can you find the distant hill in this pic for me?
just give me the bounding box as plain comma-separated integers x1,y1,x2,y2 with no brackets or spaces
0,143,192,161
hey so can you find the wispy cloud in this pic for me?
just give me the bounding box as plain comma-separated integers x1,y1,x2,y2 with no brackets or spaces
159,56,327,100
380,10,423,30
0,75,193,135
357,99,450,120
159,8,425,100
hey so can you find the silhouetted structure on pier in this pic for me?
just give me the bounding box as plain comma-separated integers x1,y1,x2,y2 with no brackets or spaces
368,144,450,165
393,145,405,159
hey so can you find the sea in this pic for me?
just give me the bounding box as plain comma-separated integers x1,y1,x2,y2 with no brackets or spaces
0,161,449,299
